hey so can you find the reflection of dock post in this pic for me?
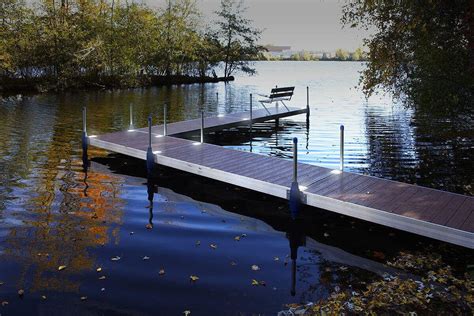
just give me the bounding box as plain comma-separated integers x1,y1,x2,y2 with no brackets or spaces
146,115,154,177
289,138,301,219
81,106,88,170
147,178,154,229
287,218,306,297
306,86,310,116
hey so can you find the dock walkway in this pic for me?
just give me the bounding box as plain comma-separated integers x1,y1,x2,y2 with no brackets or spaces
88,106,473,249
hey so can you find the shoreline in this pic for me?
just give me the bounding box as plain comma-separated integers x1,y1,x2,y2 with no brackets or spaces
0,75,235,96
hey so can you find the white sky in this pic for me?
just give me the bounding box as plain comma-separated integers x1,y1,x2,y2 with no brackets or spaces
145,0,369,51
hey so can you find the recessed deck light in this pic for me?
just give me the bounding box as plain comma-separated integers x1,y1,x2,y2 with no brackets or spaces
88,135,97,138
153,151,162,154
155,134,163,138
331,169,342,174
193,142,202,146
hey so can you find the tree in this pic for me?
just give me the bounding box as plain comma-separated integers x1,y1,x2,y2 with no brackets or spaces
342,1,474,113
335,48,349,61
214,0,262,77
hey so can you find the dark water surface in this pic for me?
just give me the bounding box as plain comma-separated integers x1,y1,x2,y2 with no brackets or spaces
0,62,472,315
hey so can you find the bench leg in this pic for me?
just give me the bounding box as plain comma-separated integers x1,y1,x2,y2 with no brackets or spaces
280,100,290,112
259,101,272,115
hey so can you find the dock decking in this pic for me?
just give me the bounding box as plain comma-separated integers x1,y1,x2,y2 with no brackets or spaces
88,107,474,249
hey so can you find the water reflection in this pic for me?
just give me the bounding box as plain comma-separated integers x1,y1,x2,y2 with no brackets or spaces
286,217,306,296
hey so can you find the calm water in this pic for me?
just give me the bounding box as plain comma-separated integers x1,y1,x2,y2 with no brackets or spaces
0,61,472,315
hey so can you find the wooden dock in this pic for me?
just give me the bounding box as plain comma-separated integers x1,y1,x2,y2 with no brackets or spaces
88,107,473,249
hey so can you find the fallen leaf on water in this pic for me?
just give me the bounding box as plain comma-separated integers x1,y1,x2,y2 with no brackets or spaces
0,281,4,286
210,244,217,250
41,295,47,300
58,265,67,271
101,288,105,292
159,269,165,276
259,281,266,286
80,296,87,301
274,257,279,261
195,241,201,246
251,265,260,271
1,301,8,306
91,214,98,219
98,276,106,280
96,267,102,273
230,261,237,266
111,256,121,261
339,266,348,271
241,233,247,238
190,275,199,282
129,232,134,235
183,311,191,316
234,236,241,241
18,289,24,297
323,232,330,238
145,224,153,230
251,279,259,286
143,256,150,260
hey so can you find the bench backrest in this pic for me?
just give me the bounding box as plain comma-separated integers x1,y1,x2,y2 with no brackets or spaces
269,86,294,100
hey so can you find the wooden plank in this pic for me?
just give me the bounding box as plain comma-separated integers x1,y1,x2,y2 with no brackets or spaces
446,198,474,231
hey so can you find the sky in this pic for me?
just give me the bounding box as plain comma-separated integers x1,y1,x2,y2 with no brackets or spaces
146,0,370,52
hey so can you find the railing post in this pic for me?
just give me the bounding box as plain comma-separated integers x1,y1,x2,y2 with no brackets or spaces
340,125,344,171
200,110,204,143
129,103,133,130
163,104,167,136
146,115,154,177
289,137,300,219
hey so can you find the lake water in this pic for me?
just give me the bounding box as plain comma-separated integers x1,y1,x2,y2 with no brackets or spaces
0,61,472,315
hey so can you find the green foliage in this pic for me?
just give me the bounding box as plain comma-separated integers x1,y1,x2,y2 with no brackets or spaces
342,0,474,113
0,0,262,91
214,0,263,77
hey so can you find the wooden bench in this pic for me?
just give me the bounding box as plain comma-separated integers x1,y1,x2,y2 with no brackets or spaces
258,86,295,114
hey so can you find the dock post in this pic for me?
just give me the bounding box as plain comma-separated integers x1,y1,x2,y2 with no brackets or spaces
146,115,154,177
249,93,253,131
306,86,310,115
129,103,134,130
200,110,204,143
82,106,88,167
340,125,344,171
289,137,301,219
163,104,167,136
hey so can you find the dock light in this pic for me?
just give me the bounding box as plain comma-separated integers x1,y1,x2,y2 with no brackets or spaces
331,169,342,174
298,185,307,191
88,135,97,138
193,142,202,146
127,129,135,132
217,114,225,118
153,151,162,154
155,134,163,138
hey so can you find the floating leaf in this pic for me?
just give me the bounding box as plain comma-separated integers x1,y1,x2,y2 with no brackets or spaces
190,275,199,282
230,261,237,266
58,265,67,271
143,256,150,260
111,256,121,261
241,233,247,238
251,279,259,286
129,232,134,235
145,224,153,230
0,281,4,286
210,244,217,250
98,276,106,280
41,295,47,300
323,232,330,238
183,311,191,316
195,241,201,246
1,301,8,306
18,289,24,296
251,265,260,271
101,288,105,292
159,269,165,276
234,236,241,241
274,257,280,261
80,296,87,301
96,267,102,273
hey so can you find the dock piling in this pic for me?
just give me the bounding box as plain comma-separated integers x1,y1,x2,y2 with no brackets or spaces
289,137,301,219
163,104,167,136
306,86,310,116
249,93,253,131
146,115,154,176
340,125,344,171
200,110,204,143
